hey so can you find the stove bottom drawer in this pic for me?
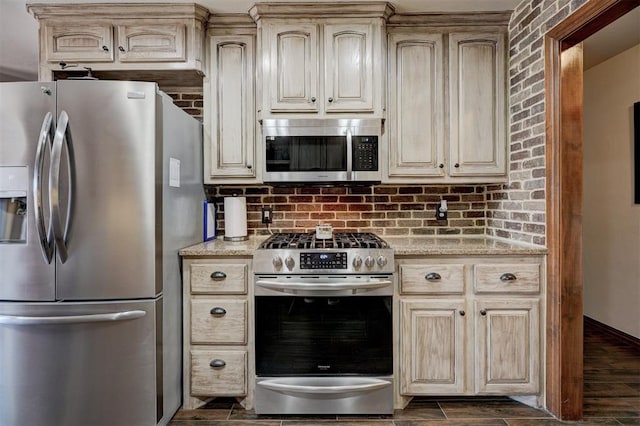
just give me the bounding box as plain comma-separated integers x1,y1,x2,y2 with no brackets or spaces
255,376,393,415
190,349,246,396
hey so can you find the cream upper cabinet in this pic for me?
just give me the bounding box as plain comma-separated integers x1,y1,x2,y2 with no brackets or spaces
28,4,208,79
449,32,506,177
204,32,258,183
323,23,375,112
387,32,444,179
385,19,508,183
266,23,320,112
250,3,391,118
116,23,187,62
43,24,114,62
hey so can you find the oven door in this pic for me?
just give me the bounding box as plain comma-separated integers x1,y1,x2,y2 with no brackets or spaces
255,294,392,376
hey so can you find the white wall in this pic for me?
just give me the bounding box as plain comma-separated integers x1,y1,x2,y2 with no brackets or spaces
583,44,640,338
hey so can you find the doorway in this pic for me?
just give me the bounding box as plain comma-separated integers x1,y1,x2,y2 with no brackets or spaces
544,0,640,420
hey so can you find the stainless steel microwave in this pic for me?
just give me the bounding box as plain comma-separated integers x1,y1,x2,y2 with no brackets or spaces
262,119,382,184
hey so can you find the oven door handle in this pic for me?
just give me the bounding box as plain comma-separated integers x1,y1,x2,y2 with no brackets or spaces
255,279,392,292
259,378,390,394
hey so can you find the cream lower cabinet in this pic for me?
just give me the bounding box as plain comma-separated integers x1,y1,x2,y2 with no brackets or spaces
397,256,543,403
182,257,253,409
400,299,466,394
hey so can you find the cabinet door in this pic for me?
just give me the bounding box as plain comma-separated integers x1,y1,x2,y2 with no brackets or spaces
388,33,444,178
449,32,506,176
324,24,374,112
400,299,466,394
205,35,257,181
474,298,540,394
268,23,319,112
43,24,114,62
116,23,186,62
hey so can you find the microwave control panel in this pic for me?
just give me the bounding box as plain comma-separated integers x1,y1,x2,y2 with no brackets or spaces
353,136,378,171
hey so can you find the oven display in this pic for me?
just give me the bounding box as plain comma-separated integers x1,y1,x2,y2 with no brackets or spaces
300,252,347,269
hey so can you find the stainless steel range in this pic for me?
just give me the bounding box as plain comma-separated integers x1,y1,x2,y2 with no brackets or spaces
253,232,394,415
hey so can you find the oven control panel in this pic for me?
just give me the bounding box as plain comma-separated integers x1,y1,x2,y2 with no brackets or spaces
300,252,347,269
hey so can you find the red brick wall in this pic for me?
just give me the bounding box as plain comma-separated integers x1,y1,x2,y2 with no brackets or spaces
207,185,487,237
162,86,203,119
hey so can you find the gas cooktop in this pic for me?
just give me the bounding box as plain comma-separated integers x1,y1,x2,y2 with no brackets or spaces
258,232,389,250
255,232,393,274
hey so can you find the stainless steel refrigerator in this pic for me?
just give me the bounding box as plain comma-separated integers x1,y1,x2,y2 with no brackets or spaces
0,80,204,426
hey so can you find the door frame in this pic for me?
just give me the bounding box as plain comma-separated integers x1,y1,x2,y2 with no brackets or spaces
544,0,640,419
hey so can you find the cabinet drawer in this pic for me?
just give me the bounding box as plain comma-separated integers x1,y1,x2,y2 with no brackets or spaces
474,264,540,294
191,263,247,294
400,264,465,294
191,299,247,344
190,349,246,396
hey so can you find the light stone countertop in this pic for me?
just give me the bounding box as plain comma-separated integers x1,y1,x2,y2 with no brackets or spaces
179,235,267,256
383,236,547,256
179,235,547,257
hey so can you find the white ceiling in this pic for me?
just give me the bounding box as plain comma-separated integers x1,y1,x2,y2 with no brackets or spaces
0,0,638,81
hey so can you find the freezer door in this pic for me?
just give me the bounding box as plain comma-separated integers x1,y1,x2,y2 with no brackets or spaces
0,299,162,426
53,80,161,300
0,82,56,301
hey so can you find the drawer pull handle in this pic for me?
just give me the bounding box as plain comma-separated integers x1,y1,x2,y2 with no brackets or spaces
425,272,441,281
210,271,227,281
209,359,226,368
480,309,487,316
210,307,226,317
500,273,517,282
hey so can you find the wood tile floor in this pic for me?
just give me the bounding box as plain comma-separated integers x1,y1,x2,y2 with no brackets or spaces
170,324,640,425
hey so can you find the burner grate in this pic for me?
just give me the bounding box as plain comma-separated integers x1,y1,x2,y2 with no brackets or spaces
259,232,388,250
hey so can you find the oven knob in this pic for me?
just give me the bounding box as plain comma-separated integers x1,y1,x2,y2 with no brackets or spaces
352,256,363,269
377,255,387,267
284,256,295,270
272,256,283,270
364,256,375,269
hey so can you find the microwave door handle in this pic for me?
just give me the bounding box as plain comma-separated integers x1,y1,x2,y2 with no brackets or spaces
50,110,75,263
33,112,55,264
346,129,353,181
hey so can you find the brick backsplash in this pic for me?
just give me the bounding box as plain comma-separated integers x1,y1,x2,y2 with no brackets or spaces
206,185,487,237
162,86,203,120
486,0,588,246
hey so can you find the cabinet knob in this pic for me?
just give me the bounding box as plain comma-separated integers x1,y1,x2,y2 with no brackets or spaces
209,359,226,368
454,163,460,168
480,309,487,316
118,46,125,52
500,273,517,282
328,97,334,103
247,164,252,169
102,45,109,52
310,97,316,103
439,163,444,168
210,271,227,281
425,272,441,281
209,307,227,317
459,310,465,316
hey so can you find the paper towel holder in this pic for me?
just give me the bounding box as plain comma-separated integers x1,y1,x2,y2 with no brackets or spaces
223,195,249,242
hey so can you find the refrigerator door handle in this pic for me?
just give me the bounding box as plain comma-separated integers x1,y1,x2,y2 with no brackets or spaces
50,110,75,263
33,112,55,264
0,310,146,325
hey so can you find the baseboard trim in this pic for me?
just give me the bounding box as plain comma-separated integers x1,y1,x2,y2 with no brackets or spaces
584,316,640,351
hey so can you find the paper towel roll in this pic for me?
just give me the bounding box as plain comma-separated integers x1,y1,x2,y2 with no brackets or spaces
224,196,248,241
